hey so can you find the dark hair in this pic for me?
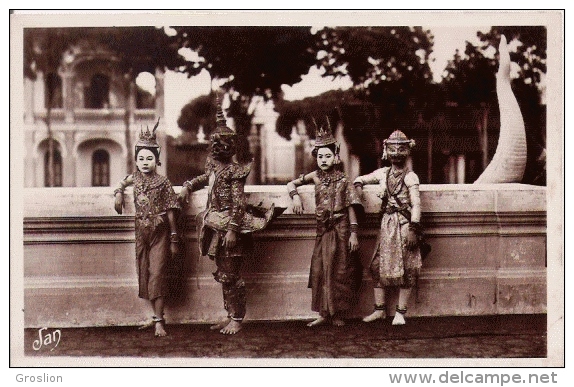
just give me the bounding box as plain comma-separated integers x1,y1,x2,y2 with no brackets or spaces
135,146,161,166
311,143,338,158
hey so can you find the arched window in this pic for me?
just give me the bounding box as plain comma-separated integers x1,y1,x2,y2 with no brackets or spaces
44,73,63,109
85,73,110,109
44,148,63,187
92,149,110,186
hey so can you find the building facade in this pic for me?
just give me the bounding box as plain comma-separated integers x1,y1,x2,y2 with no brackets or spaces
23,37,165,188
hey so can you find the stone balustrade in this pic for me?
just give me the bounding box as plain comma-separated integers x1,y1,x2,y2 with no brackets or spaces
21,184,546,328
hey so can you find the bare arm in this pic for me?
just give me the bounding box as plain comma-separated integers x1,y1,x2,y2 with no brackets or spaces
179,173,209,204
113,174,134,214
348,204,359,252
286,171,316,214
353,169,384,187
167,209,180,256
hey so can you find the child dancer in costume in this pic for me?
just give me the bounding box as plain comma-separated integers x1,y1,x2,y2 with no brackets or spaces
113,119,180,337
178,96,278,335
286,120,362,327
353,130,422,325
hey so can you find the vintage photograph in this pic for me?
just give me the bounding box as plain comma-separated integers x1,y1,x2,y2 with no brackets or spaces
10,10,563,369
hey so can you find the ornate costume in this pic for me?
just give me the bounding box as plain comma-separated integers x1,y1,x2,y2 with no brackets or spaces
307,168,362,317
182,96,278,323
114,119,180,301
133,170,180,299
289,121,363,320
354,167,422,287
354,129,423,289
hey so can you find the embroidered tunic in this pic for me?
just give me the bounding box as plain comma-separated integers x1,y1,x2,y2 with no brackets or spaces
307,169,362,316
354,167,422,287
132,171,180,300
183,158,279,320
185,158,276,257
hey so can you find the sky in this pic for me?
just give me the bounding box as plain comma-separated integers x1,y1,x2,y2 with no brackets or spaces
153,26,490,137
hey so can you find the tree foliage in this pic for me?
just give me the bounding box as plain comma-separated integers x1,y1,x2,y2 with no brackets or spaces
306,27,437,135
273,27,437,173
312,27,434,91
177,93,217,134
168,26,317,96
24,27,185,80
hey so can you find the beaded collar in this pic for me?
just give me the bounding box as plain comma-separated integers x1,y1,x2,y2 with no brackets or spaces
134,170,165,190
317,168,345,186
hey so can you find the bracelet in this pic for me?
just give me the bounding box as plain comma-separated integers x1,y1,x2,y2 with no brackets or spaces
353,182,364,189
350,223,359,233
182,180,193,190
298,173,306,184
113,188,124,196
289,189,299,199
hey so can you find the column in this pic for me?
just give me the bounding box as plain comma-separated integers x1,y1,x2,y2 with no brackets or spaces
246,124,261,185
155,68,167,170
456,155,466,184
24,78,35,124
61,71,75,123
62,132,76,187
294,120,306,178
447,155,456,184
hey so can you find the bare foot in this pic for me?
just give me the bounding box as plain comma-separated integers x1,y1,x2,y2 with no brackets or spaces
392,312,406,326
154,321,167,337
220,319,242,335
362,310,386,323
331,318,345,326
210,318,231,331
307,317,328,327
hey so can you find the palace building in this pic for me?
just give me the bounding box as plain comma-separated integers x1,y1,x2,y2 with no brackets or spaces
23,36,166,188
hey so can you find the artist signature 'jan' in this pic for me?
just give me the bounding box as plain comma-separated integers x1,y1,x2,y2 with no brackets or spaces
32,327,61,351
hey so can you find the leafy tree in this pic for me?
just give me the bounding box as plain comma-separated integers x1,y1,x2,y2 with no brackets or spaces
177,93,217,135
289,26,436,174
168,26,318,162
169,27,317,96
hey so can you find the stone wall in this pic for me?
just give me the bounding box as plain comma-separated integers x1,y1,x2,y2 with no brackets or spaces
21,184,546,328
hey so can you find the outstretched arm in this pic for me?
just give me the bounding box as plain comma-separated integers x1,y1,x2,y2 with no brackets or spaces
179,173,209,204
286,171,316,214
353,169,385,199
113,174,134,214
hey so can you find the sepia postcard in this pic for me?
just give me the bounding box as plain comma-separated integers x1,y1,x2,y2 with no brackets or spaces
9,9,565,376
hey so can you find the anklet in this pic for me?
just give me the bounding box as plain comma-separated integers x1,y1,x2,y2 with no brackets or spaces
395,306,407,315
375,304,386,311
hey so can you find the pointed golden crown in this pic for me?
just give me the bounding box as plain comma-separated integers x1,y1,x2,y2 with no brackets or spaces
136,117,161,148
213,93,236,138
313,117,337,148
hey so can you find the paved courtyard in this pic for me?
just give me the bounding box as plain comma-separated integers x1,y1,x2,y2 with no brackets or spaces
21,314,547,361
